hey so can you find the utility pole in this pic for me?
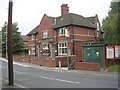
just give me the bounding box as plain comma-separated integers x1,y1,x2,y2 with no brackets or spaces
7,0,14,85
5,22,8,59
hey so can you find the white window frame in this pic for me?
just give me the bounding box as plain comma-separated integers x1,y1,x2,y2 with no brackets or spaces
87,31,90,36
97,31,99,37
97,22,100,31
59,28,66,36
43,31,48,38
43,43,49,50
58,42,67,55
31,35,35,40
42,43,50,54
31,46,35,55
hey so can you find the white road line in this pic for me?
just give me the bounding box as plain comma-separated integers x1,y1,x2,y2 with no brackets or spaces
55,79,74,83
40,76,55,80
39,75,80,84
3,79,26,88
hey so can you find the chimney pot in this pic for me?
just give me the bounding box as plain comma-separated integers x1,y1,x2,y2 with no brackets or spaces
61,4,69,16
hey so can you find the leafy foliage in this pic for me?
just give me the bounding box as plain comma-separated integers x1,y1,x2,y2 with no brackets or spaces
102,1,120,45
2,22,24,57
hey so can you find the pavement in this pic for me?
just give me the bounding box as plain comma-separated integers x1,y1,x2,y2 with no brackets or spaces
1,58,119,89
11,60,118,77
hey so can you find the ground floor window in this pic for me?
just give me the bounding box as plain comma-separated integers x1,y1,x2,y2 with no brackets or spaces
58,42,67,55
42,43,50,55
31,46,35,55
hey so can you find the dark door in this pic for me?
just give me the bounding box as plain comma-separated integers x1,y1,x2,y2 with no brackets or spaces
84,46,103,66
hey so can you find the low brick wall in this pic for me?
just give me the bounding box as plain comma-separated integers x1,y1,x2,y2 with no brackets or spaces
74,62,100,71
55,55,76,67
41,59,56,67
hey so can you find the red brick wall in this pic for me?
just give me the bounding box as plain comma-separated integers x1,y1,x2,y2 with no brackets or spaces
55,55,76,67
74,42,84,61
73,26,96,41
70,26,96,61
55,26,97,61
38,14,54,39
74,62,100,71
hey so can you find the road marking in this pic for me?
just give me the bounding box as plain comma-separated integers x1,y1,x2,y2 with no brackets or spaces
55,79,74,83
40,76,55,80
39,75,80,84
3,79,26,88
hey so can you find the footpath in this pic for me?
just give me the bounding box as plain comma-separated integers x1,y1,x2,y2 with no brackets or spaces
1,58,118,77
15,60,118,77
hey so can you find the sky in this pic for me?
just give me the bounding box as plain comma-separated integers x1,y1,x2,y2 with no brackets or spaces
0,0,112,35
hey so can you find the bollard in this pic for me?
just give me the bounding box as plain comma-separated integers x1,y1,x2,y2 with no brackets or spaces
59,61,61,69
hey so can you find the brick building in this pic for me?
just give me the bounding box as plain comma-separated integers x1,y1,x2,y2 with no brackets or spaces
27,4,102,67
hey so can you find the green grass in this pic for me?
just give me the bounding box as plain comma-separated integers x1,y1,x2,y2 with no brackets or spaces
109,65,120,72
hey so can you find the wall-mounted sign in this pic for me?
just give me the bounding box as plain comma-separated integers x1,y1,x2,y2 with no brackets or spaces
106,46,114,59
115,46,120,59
106,45,120,60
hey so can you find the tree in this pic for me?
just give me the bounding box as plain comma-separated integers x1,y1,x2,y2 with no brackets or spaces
2,22,24,57
102,1,120,45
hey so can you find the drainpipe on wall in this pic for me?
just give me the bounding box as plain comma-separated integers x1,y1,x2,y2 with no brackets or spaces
72,26,75,55
56,29,58,56
34,33,37,57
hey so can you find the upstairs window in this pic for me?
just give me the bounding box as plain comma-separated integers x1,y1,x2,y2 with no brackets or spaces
32,35,35,40
43,31,48,38
31,46,35,55
59,28,66,36
97,22,100,31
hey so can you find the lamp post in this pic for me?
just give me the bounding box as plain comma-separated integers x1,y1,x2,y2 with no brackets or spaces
5,22,8,58
7,0,14,85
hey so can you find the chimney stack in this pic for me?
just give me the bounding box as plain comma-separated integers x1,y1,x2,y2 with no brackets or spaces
61,4,69,16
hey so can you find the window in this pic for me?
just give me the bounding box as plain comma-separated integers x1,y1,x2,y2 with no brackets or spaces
59,28,65,36
42,43,50,54
43,31,48,38
87,31,90,36
58,42,67,55
97,31,99,37
32,35,35,40
97,22,100,31
31,46,35,55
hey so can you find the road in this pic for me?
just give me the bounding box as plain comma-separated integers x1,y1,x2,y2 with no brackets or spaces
1,58,118,89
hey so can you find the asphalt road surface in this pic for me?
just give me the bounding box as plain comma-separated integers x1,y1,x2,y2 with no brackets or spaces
1,59,118,89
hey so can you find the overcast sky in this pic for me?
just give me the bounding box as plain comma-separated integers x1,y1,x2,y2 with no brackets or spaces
0,0,112,35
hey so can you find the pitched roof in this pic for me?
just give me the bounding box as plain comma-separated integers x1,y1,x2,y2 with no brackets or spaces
86,14,100,28
27,15,55,36
27,25,39,36
86,16,95,25
54,13,95,29
48,16,55,24
21,35,28,42
27,13,98,36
